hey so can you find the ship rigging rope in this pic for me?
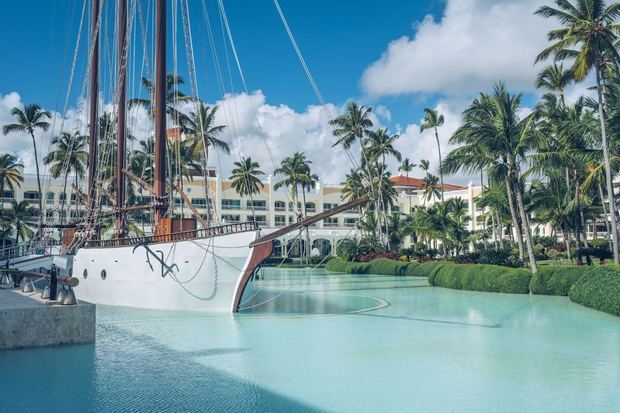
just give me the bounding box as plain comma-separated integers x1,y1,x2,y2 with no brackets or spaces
214,0,296,209
272,0,381,232
43,0,100,229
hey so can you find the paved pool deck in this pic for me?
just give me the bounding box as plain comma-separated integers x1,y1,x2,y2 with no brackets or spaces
0,286,95,350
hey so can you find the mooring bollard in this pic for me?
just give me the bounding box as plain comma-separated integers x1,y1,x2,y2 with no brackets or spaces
56,286,66,303
49,264,58,301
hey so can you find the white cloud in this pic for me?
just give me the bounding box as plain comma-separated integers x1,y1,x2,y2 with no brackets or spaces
361,0,555,97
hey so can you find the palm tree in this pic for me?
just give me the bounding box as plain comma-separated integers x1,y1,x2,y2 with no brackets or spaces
419,159,430,174
274,152,311,218
9,200,35,245
399,158,416,212
420,108,445,202
535,0,620,263
128,74,190,121
43,132,88,223
422,174,441,205
180,103,229,164
229,157,265,197
0,154,23,210
449,84,539,272
535,63,573,105
329,102,374,152
2,104,51,222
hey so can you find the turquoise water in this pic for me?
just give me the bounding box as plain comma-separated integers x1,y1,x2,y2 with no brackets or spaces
1,268,619,412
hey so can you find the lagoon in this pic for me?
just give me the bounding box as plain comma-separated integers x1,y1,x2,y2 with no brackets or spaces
1,268,619,412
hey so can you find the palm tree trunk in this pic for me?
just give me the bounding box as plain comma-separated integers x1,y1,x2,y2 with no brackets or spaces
29,131,43,233
301,186,310,262
573,177,583,265
0,181,4,211
562,226,572,262
495,210,504,250
598,181,612,243
511,168,537,273
596,63,619,264
505,177,524,260
434,128,444,203
61,173,69,224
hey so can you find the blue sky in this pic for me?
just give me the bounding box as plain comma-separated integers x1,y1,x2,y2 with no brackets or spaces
0,0,443,127
0,0,590,183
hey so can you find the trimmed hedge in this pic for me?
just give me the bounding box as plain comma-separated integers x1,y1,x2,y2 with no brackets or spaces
410,261,451,279
429,263,531,294
529,266,594,296
325,257,421,276
569,267,620,316
325,258,371,274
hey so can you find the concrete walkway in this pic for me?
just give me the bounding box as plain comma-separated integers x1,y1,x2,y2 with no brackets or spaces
0,287,95,350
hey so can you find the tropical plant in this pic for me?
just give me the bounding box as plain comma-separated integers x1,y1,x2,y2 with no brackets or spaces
229,157,265,197
2,103,51,222
0,154,23,210
535,0,620,263
420,108,445,202
43,131,88,223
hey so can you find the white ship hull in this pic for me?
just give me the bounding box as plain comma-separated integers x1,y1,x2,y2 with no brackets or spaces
72,230,258,312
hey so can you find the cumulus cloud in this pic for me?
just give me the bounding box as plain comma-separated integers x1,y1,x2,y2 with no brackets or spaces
361,0,555,97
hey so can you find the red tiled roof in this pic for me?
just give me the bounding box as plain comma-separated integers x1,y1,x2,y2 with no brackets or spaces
389,175,467,191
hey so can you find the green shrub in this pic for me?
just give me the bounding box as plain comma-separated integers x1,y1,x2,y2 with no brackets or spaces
569,267,620,316
429,263,531,294
410,261,450,280
403,262,421,276
326,257,420,276
368,258,410,275
529,265,593,296
590,238,609,249
325,257,349,272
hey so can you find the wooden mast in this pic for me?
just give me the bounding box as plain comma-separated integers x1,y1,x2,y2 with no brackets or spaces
87,0,100,215
115,0,128,236
153,0,168,226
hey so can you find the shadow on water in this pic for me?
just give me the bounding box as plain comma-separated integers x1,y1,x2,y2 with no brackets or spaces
0,324,324,413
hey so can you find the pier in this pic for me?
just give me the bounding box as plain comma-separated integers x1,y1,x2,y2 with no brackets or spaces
0,275,95,350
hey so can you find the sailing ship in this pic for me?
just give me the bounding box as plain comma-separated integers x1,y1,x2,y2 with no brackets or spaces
50,0,366,312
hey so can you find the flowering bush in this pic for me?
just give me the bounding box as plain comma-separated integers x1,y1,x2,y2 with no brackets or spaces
358,251,399,262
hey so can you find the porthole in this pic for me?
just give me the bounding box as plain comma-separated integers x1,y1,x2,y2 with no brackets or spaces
83,269,88,279
101,269,107,280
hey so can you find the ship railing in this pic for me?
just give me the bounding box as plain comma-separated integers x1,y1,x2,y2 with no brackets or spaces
0,239,60,262
83,221,258,248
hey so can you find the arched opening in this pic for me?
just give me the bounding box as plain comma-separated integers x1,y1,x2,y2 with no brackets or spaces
272,239,282,257
286,239,306,258
312,238,332,256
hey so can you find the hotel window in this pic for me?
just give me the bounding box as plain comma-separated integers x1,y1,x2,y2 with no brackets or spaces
59,193,66,202
45,210,54,221
323,217,338,227
222,199,241,210
2,190,13,200
70,193,77,205
344,218,357,228
222,214,240,222
46,192,55,204
323,203,338,210
247,200,267,211
248,215,267,226
191,198,207,208
288,202,302,211
274,201,286,211
275,215,286,227
305,202,316,213
24,191,39,202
